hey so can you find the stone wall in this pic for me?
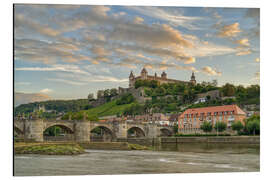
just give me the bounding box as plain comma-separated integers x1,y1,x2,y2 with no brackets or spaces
161,136,260,144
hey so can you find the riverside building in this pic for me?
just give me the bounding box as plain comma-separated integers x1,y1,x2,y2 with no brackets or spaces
178,104,246,134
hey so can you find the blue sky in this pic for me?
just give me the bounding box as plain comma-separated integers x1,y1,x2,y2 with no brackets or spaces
14,5,260,99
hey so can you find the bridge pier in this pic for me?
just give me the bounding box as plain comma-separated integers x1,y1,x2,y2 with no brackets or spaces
74,120,90,142
24,117,44,142
114,122,127,139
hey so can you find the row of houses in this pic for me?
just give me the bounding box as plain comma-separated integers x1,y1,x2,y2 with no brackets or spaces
99,104,258,134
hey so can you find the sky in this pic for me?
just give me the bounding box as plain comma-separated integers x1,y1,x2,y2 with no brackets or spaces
14,4,260,99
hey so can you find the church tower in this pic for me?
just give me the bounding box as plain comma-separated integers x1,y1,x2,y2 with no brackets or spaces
141,68,148,80
129,71,135,88
190,71,196,85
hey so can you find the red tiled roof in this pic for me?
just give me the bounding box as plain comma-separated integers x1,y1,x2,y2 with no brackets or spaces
179,104,246,118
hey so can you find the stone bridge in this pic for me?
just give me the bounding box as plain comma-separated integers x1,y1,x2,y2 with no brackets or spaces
14,117,174,142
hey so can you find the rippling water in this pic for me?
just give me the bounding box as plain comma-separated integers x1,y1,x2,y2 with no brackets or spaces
14,143,259,176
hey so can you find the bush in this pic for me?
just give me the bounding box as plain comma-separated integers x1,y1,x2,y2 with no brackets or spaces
115,93,135,105
214,121,227,132
200,121,213,133
231,121,244,134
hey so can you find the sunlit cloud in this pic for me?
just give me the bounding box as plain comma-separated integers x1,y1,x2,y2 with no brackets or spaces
217,22,242,38
255,58,260,62
236,49,252,56
40,88,53,94
235,38,250,47
201,66,222,76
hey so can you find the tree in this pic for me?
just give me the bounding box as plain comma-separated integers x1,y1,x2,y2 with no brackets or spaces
221,83,236,97
212,79,218,87
173,124,178,134
200,121,213,133
231,121,244,134
110,88,118,97
245,115,260,135
214,121,227,133
246,120,260,135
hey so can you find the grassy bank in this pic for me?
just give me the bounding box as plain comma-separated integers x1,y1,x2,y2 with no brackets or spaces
14,142,151,155
79,142,151,150
14,142,85,155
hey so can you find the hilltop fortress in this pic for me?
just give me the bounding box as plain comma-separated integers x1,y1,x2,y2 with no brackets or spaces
129,68,196,87
90,68,196,106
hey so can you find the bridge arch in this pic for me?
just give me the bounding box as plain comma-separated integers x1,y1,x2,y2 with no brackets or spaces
160,128,173,137
43,124,74,141
127,126,146,138
90,126,115,142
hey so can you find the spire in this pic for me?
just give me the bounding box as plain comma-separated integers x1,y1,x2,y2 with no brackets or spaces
129,70,134,78
190,71,196,85
191,71,195,79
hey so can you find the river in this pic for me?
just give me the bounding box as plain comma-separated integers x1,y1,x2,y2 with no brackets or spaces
14,143,259,176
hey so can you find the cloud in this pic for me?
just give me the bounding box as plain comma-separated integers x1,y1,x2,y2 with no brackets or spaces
184,57,196,64
235,49,252,56
110,23,194,49
46,78,87,86
127,6,202,30
255,58,260,62
218,22,242,38
235,38,250,47
15,64,90,75
201,66,222,76
40,88,53,94
15,82,31,85
134,16,144,24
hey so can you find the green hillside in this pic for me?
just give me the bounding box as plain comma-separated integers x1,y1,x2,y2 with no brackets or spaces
62,100,136,120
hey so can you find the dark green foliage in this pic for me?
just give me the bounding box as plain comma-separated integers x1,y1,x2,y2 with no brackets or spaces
44,126,61,136
231,121,244,133
214,121,227,132
221,83,236,96
15,99,90,115
123,103,146,116
116,93,135,105
135,80,158,89
200,121,213,133
245,115,260,135
173,124,178,134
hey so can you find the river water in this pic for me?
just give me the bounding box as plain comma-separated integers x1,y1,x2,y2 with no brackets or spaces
14,143,259,176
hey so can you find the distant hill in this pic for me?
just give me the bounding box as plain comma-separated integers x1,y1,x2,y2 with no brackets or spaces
15,92,51,107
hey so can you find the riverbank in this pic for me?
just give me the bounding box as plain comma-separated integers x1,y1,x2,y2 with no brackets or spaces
14,142,85,155
14,142,151,155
